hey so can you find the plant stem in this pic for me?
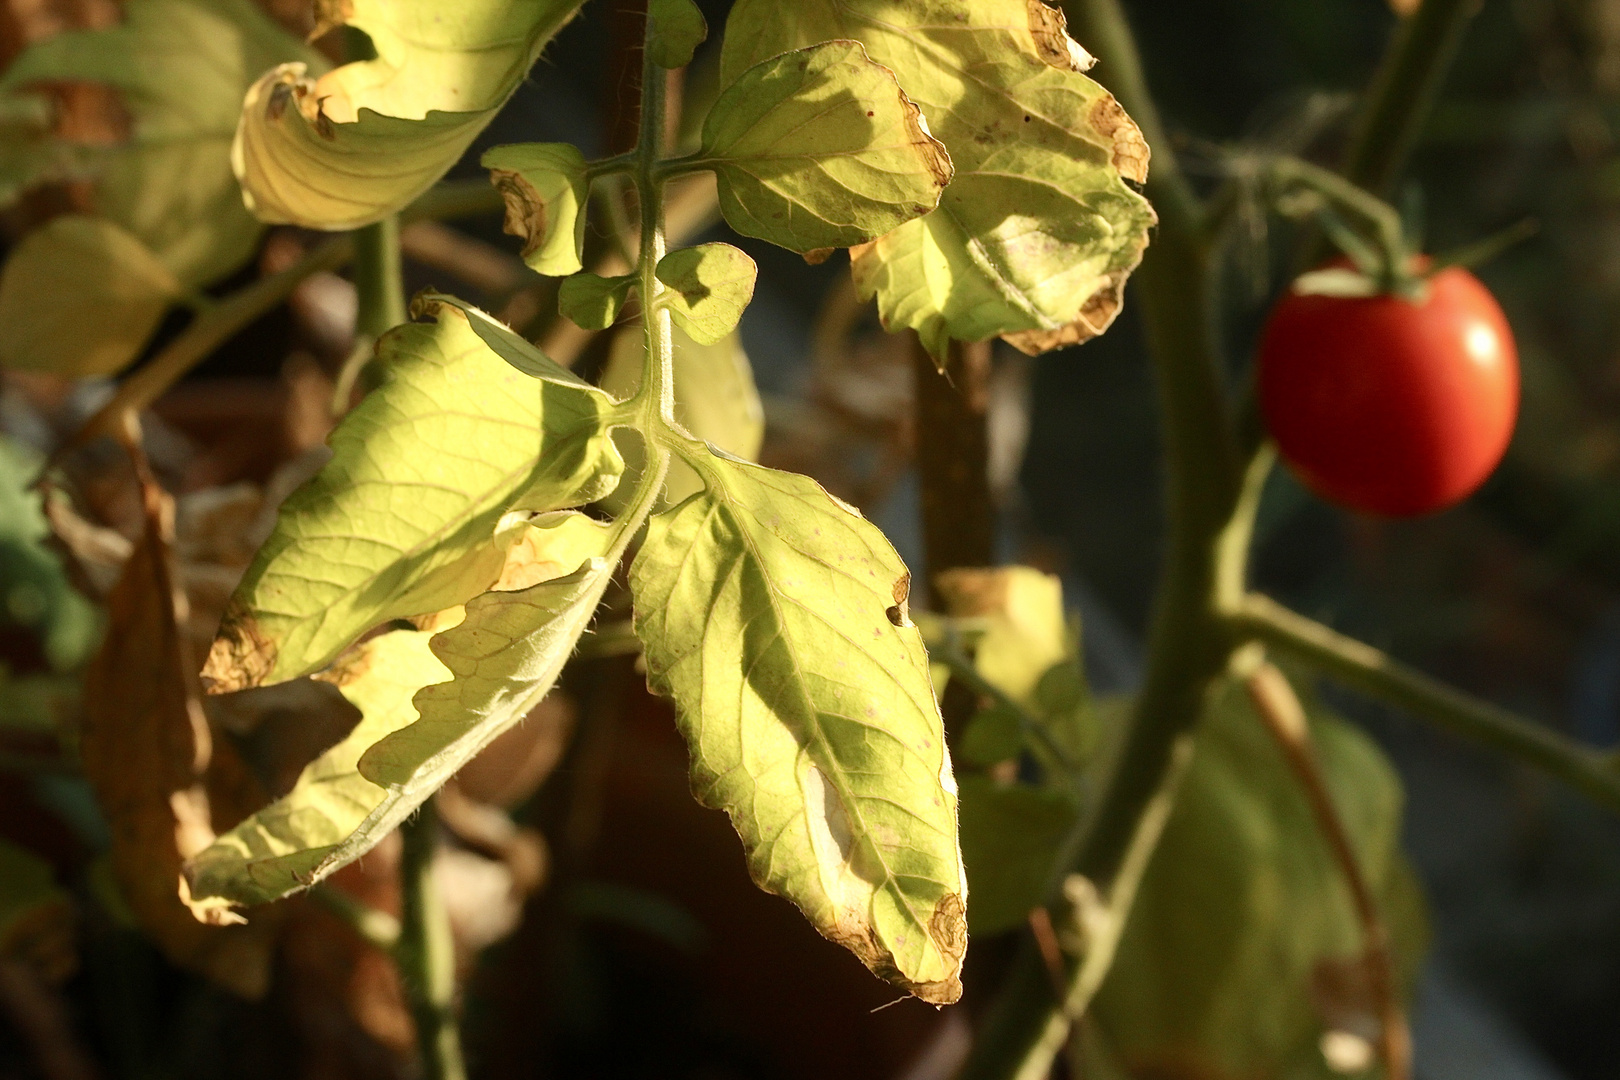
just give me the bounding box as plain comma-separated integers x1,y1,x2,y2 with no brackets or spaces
1344,0,1482,198
310,884,402,952
635,26,675,432
353,214,407,340
397,804,464,1080
931,637,1080,775
1244,663,1411,1080
912,338,995,591
1230,594,1620,814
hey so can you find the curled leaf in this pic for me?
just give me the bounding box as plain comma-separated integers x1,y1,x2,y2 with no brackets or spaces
656,242,758,345
233,0,586,229
699,39,952,255
630,448,966,1003
722,0,1156,358
482,142,589,277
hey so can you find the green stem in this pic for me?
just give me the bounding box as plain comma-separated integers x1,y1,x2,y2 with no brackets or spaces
635,43,675,432
931,638,1081,775
310,884,401,952
1229,594,1620,814
1344,0,1482,198
397,804,465,1080
353,214,407,341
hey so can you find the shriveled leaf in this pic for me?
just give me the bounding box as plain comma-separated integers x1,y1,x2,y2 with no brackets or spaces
0,838,75,982
234,0,585,229
699,40,951,255
0,214,179,377
629,448,966,1004
721,0,1156,358
188,513,608,908
601,323,764,505
558,272,634,331
482,142,588,277
1095,682,1427,1080
202,301,624,693
647,0,707,69
656,242,757,345
957,776,1076,935
0,0,323,286
81,476,275,997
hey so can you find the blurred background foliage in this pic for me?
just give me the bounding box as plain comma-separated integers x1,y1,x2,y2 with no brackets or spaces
1,0,1619,1078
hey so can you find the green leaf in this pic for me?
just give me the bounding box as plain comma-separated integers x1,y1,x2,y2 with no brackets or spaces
959,704,1023,767
957,776,1077,935
629,448,966,1004
1094,682,1427,1080
699,40,952,255
233,0,586,229
600,323,764,506
0,215,181,378
420,291,593,386
201,300,624,693
186,514,610,908
647,0,708,69
0,0,324,286
656,243,758,346
559,272,635,331
482,142,589,277
721,0,1157,358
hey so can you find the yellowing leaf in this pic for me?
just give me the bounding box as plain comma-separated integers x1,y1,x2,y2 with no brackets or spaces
721,0,1156,358
935,565,1067,710
629,448,966,1004
559,272,634,331
656,242,758,345
1095,683,1426,1080
601,323,764,505
187,513,610,909
482,142,589,277
234,0,585,229
201,301,624,693
699,40,952,255
0,0,322,285
0,215,180,377
648,0,708,69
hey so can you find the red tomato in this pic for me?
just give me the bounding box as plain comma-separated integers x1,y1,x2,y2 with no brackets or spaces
1257,265,1520,517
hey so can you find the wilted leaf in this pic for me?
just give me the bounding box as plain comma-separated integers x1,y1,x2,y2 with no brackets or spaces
647,0,707,69
957,776,1076,935
699,39,952,255
656,242,757,345
202,301,624,693
482,142,588,277
601,322,764,505
558,272,634,331
1094,682,1427,1080
629,448,966,1004
0,839,75,983
721,0,1156,358
187,514,610,908
0,0,323,284
233,0,586,229
0,215,179,377
80,474,275,997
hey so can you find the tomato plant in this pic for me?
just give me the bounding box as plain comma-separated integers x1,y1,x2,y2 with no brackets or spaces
1259,264,1520,518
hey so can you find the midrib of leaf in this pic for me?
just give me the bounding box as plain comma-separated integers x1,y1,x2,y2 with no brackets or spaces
688,466,943,935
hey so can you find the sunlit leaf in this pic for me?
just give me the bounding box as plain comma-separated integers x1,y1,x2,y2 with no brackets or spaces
656,242,757,345
1095,682,1428,1080
699,40,952,255
721,0,1156,358
186,513,611,908
201,301,624,693
0,0,323,285
600,323,764,505
935,566,1068,709
629,448,966,1004
559,272,634,331
482,142,589,277
234,0,586,229
422,291,593,385
81,475,276,996
0,215,180,378
648,0,708,69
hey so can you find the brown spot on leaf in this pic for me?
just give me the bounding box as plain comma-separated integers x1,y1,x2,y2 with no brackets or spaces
1001,265,1141,356
890,85,954,191
1027,0,1096,71
489,168,548,260
802,247,835,266
885,573,914,628
1090,94,1151,183
200,601,276,694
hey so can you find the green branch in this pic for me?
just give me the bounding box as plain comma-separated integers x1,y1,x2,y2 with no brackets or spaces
398,805,465,1080
1230,594,1620,814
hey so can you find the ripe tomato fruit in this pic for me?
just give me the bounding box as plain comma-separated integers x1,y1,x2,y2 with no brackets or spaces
1257,264,1519,517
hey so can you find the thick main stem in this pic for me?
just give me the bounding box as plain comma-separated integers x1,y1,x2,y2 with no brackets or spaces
398,805,464,1080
